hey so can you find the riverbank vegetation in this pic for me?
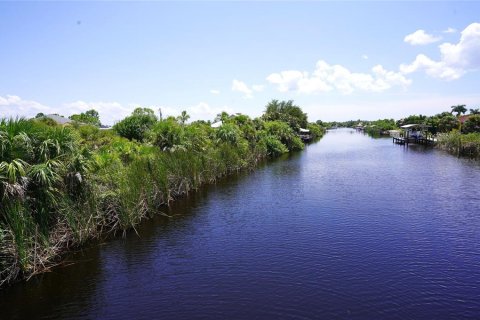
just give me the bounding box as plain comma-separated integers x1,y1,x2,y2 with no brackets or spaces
325,104,480,158
0,100,324,287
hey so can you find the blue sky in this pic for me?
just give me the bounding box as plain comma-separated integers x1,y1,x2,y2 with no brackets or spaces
1,1,479,125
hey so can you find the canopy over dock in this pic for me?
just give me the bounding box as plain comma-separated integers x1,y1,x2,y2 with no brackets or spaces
393,124,435,146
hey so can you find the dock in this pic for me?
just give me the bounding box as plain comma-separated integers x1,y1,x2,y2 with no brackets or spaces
393,136,435,146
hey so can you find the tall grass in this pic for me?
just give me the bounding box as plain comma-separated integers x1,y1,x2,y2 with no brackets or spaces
437,131,480,158
0,114,325,286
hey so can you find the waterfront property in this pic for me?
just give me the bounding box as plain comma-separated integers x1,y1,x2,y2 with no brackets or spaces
298,128,312,142
393,124,435,145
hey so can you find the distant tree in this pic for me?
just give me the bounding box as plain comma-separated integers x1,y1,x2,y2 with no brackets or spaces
438,114,460,132
132,107,157,118
113,107,157,141
397,114,427,127
214,111,230,123
177,110,190,125
69,109,101,126
463,115,480,133
451,105,467,117
469,108,480,115
263,100,308,130
35,113,45,118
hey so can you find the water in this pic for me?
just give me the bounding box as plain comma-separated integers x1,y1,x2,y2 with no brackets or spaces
1,128,480,319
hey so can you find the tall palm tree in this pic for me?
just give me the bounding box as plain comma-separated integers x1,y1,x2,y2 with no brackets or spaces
451,105,467,116
470,108,480,115
177,110,190,125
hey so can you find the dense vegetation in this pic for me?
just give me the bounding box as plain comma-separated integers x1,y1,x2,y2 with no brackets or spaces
0,100,324,286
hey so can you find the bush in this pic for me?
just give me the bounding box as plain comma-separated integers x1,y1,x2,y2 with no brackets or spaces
463,115,480,133
113,108,157,141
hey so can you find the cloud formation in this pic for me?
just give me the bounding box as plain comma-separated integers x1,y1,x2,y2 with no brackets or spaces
231,80,264,98
404,29,442,45
443,27,457,34
400,22,480,80
267,60,411,95
210,89,220,95
63,100,133,125
0,95,55,119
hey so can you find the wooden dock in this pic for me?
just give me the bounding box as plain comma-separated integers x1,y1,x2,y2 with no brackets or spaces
393,137,435,146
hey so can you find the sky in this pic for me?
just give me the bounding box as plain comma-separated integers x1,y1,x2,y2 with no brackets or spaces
1,1,480,125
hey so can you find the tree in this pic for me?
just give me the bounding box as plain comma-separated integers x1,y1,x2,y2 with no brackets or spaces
451,105,467,117
470,108,480,115
113,108,157,141
69,109,101,127
132,107,156,118
177,110,190,125
262,100,308,130
35,113,45,118
463,115,480,133
438,114,459,132
214,111,230,123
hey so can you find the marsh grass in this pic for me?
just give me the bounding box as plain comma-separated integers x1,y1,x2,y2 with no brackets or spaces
437,131,480,158
0,110,325,286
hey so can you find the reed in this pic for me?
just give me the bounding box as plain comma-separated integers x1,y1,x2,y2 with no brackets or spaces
0,106,325,286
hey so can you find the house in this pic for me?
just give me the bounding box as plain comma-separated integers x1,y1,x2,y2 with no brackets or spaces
42,114,73,125
458,115,472,124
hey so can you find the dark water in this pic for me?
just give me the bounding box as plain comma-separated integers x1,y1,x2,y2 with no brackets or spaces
2,128,480,319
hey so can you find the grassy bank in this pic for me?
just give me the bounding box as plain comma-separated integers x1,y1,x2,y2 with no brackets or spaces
0,101,324,287
436,131,480,158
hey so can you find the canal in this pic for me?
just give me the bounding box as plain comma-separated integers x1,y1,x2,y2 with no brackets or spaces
1,128,480,319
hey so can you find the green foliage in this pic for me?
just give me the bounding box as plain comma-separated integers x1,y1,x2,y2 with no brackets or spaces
69,109,101,127
264,121,304,151
216,123,241,145
0,99,324,286
113,108,157,141
437,131,480,158
263,100,308,130
438,114,459,133
177,110,190,125
307,123,325,139
451,104,467,116
463,115,480,133
470,108,480,115
259,135,288,157
149,118,184,151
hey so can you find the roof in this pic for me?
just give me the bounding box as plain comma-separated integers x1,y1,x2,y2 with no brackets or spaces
45,114,72,125
299,128,310,133
400,124,430,129
459,115,472,124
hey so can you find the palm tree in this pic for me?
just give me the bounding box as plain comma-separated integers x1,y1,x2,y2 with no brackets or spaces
451,105,467,117
177,110,190,125
470,108,480,115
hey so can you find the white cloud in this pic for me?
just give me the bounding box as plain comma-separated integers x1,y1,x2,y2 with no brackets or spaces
210,89,220,95
252,85,264,92
63,100,134,125
0,95,56,119
188,102,234,121
362,54,369,60
443,27,457,34
404,29,442,45
400,22,480,80
232,79,253,98
267,60,411,95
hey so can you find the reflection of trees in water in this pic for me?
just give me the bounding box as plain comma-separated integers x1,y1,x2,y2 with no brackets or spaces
0,246,102,319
